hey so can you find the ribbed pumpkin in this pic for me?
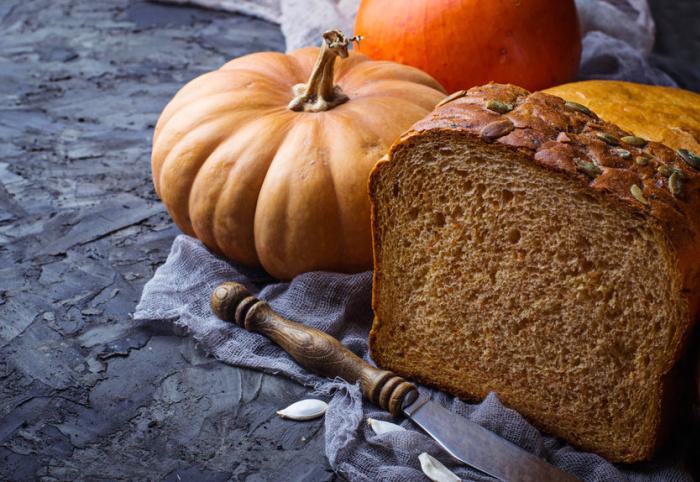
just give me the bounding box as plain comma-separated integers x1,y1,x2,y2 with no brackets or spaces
355,0,581,93
152,31,445,280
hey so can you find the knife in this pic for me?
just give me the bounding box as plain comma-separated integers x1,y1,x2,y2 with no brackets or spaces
211,282,579,482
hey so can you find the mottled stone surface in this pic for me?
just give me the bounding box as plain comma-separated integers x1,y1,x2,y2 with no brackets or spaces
1,0,698,481
0,1,333,480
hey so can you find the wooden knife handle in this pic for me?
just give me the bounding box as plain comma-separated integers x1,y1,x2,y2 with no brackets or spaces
211,281,418,416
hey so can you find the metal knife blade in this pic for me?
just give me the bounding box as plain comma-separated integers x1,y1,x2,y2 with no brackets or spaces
403,395,580,482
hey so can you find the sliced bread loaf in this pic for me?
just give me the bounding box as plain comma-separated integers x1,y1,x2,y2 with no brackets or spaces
368,84,700,462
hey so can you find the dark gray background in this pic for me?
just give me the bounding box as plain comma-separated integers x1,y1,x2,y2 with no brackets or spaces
0,1,698,481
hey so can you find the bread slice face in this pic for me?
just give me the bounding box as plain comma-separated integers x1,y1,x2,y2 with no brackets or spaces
369,84,700,463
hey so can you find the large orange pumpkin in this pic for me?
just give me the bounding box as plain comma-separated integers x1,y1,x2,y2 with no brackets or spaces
152,31,445,280
355,0,582,93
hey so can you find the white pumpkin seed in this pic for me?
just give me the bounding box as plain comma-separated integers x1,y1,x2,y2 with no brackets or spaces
418,453,461,482
367,418,406,435
276,399,328,421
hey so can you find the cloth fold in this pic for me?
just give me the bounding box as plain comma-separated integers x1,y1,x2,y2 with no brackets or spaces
135,236,692,482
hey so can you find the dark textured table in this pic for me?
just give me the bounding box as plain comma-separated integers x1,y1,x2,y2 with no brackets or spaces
0,1,698,481
0,1,333,480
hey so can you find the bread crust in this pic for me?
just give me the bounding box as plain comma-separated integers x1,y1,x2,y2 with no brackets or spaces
368,83,700,462
544,80,700,154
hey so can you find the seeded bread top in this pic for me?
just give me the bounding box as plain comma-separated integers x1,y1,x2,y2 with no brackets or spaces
401,84,700,305
544,80,700,154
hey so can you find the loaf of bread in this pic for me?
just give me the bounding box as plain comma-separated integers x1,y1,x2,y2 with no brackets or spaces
544,80,700,153
368,83,700,462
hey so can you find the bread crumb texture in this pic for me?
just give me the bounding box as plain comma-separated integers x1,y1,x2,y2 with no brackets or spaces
369,84,700,462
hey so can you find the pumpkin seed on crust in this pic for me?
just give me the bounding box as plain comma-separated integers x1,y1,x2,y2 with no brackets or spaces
678,149,700,170
657,164,673,177
596,132,620,146
672,168,688,179
436,90,467,107
486,100,514,114
621,136,648,147
669,171,684,197
635,154,652,166
564,101,594,116
613,148,631,159
480,118,515,140
663,166,687,180
574,158,602,178
630,184,648,205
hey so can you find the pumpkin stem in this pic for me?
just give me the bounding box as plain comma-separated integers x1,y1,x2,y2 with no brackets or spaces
288,30,361,113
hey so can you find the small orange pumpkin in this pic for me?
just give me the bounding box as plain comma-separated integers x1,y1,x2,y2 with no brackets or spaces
355,0,582,93
152,31,445,280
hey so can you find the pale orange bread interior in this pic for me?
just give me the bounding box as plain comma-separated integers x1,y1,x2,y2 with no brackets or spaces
369,84,700,462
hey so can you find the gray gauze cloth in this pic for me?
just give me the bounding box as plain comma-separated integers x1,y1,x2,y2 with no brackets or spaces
135,236,692,481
